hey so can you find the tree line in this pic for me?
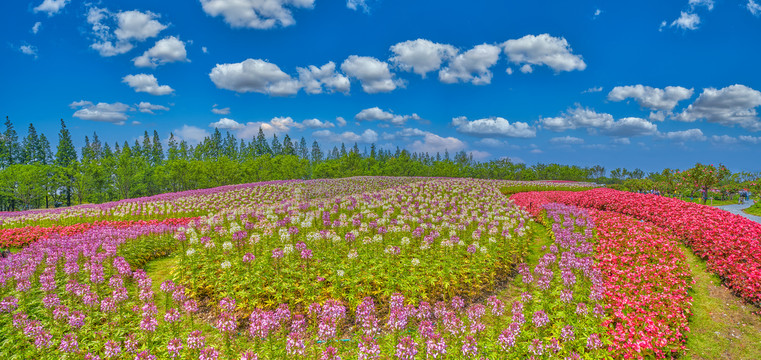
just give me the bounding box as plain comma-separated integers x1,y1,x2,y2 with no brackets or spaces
1,116,756,211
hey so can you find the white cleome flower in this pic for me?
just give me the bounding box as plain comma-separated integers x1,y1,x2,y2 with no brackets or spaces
221,261,231,269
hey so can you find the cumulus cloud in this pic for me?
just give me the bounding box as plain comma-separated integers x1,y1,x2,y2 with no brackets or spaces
87,7,167,56
689,0,714,10
541,106,658,137
607,85,694,112
212,105,230,115
20,45,38,58
137,102,169,114
740,135,761,144
313,129,378,143
438,44,501,85
33,0,69,16
657,128,706,142
209,59,300,96
550,136,584,145
341,56,401,93
32,22,42,34
336,116,347,127
583,86,603,93
199,0,314,29
133,36,189,68
710,135,738,144
70,101,131,124
174,125,210,145
297,62,350,94
469,150,491,161
475,138,510,148
209,118,244,130
390,39,458,77
676,84,761,131
671,12,700,30
409,133,466,154
451,116,536,138
750,0,761,16
346,0,371,12
355,107,420,127
502,34,586,73
302,118,335,129
122,74,175,95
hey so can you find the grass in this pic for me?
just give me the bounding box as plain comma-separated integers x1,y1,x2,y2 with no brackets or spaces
144,254,179,308
675,197,740,207
681,245,761,360
744,203,761,217
495,221,553,301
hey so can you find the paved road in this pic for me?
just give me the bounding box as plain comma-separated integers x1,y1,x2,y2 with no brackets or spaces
717,199,761,224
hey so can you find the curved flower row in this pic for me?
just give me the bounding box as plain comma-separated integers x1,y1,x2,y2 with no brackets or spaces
515,188,761,305
514,193,693,359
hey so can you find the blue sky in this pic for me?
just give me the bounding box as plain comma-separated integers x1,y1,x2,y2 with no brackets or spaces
2,0,761,172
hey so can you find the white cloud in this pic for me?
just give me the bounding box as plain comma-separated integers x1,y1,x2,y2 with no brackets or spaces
475,138,509,148
346,0,370,12
70,101,131,124
234,116,304,139
297,62,350,94
451,116,536,138
550,136,584,145
137,102,169,114
520,64,533,73
133,36,189,68
607,85,694,112
659,21,668,32
33,0,69,16
676,84,761,131
530,148,543,154
212,105,230,115
671,12,700,30
303,118,335,129
174,125,210,145
749,0,761,16
710,135,738,144
335,116,347,127
209,118,244,130
87,7,167,57
739,135,761,144
409,133,466,154
594,9,602,18
202,46,209,54
541,106,658,137
341,56,401,93
502,34,586,72
438,44,501,85
469,150,491,161
583,86,603,93
390,39,458,78
313,129,378,143
209,59,300,96
602,117,658,137
689,0,714,11
657,128,706,142
612,137,631,145
32,22,42,34
355,107,420,126
20,45,38,57
122,74,175,96
199,0,314,29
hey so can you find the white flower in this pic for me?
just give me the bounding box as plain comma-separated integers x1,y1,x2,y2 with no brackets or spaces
222,241,233,250
186,248,196,256
411,258,420,266
348,249,358,259
205,241,216,249
336,270,345,277
189,234,198,245
249,234,261,244
283,244,294,255
420,243,430,250
401,237,410,246
221,261,231,269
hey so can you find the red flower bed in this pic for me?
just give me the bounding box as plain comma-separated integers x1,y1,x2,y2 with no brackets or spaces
0,217,196,248
513,193,692,358
513,188,761,305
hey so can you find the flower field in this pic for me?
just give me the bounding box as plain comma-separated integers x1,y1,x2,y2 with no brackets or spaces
0,177,757,359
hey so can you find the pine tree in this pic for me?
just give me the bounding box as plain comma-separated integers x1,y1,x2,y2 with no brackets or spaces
311,140,323,162
91,132,103,160
39,134,53,165
55,119,77,206
2,116,21,167
370,143,377,159
271,134,283,155
151,130,163,164
21,123,40,164
142,131,152,159
255,128,271,156
299,137,309,159
167,133,179,161
282,134,295,156
340,143,347,157
352,142,360,154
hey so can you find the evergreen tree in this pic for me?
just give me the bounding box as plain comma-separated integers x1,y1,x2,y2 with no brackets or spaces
82,135,94,160
142,131,152,159
91,132,103,160
21,123,40,164
299,137,309,159
210,128,223,159
167,133,178,161
311,140,323,162
370,143,377,159
282,134,295,156
151,130,163,164
222,131,238,159
352,142,360,154
255,128,271,156
39,134,53,165
55,119,77,167
2,116,21,167
331,146,340,159
271,134,283,155
340,143,347,157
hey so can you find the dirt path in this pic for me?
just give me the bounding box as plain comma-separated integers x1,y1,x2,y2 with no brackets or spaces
681,246,761,360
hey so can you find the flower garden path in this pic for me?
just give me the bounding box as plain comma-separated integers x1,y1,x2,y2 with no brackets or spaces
717,199,761,224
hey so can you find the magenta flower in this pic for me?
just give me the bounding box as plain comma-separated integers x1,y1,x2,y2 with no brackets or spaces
358,335,380,360
140,315,158,332
242,252,256,263
461,336,478,358
240,351,259,360
187,330,206,350
286,332,306,356
167,338,183,358
300,248,313,260
104,340,121,358
59,333,78,353
272,248,284,259
199,347,220,360
219,297,236,312
164,308,181,323
395,336,418,360
160,280,176,293
68,310,86,328
184,299,199,314
451,296,464,310
587,333,603,350
321,346,341,360
426,333,447,359
532,310,549,328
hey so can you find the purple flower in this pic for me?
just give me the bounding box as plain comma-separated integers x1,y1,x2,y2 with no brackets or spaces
240,351,259,360
358,336,380,360
497,323,521,351
451,296,464,310
528,338,544,356
576,302,587,315
184,299,199,314
487,295,504,316
187,330,206,350
0,296,19,313
219,297,236,312
140,315,158,332
160,280,176,293
167,338,183,358
68,310,86,328
321,346,341,360
532,310,549,328
242,252,256,263
286,332,306,356
586,333,603,350
164,308,182,323
59,333,78,353
271,248,284,259
561,325,575,342
300,248,313,260
134,350,156,360
395,336,418,360
461,336,478,358
425,333,447,359
199,347,220,360
104,340,121,358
